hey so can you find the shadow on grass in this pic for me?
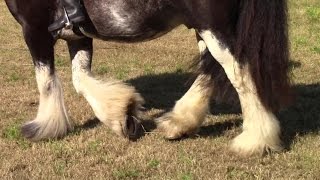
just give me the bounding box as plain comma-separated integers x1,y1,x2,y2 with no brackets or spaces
197,118,242,138
129,72,242,138
130,72,320,144
76,72,320,146
280,83,320,148
77,118,101,131
128,72,240,113
75,72,241,139
128,71,192,109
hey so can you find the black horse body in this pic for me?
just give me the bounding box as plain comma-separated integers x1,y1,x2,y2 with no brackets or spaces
5,0,237,41
81,0,238,41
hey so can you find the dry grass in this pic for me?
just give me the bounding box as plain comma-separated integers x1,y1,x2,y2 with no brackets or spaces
1,0,320,179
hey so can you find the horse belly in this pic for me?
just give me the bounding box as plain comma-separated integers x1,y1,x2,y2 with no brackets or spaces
83,0,180,41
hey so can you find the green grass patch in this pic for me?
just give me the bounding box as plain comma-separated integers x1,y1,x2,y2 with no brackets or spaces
53,160,67,176
179,172,194,180
2,122,32,149
148,159,160,168
6,72,20,82
55,56,67,67
116,68,129,80
294,37,308,46
96,65,109,75
3,123,21,140
49,141,65,156
113,169,141,179
226,167,255,179
143,65,155,75
88,140,102,152
312,46,320,54
306,7,320,22
178,149,194,165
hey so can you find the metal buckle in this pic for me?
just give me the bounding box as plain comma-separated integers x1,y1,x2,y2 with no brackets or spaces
63,7,73,29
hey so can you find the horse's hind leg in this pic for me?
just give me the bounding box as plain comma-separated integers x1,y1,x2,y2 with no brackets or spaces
157,39,213,139
67,38,144,138
198,30,281,156
21,27,73,141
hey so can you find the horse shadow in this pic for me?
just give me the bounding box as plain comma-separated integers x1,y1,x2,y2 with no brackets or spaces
128,72,242,137
77,71,320,147
279,83,320,148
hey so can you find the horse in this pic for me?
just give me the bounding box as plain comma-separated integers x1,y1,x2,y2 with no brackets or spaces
4,0,291,156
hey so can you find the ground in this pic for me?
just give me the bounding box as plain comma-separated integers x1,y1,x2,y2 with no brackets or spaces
0,0,319,179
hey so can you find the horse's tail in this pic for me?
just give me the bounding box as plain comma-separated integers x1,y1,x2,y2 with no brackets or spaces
234,0,291,111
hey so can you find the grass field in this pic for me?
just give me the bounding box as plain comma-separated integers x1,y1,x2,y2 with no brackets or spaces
0,0,320,179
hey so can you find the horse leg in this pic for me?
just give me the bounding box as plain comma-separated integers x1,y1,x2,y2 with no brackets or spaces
21,27,73,141
198,30,282,155
67,38,144,138
157,39,213,139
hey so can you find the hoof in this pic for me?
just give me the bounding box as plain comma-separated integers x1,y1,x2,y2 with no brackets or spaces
230,132,283,156
121,97,144,140
123,115,143,140
21,121,41,140
76,77,145,139
157,112,200,140
21,118,73,141
98,84,145,139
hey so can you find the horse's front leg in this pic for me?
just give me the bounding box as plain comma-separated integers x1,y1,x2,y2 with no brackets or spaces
21,27,73,141
157,39,214,139
67,38,144,139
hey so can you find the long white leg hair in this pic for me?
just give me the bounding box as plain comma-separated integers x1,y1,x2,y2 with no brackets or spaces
68,39,144,138
157,39,214,139
199,30,282,156
22,64,73,141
